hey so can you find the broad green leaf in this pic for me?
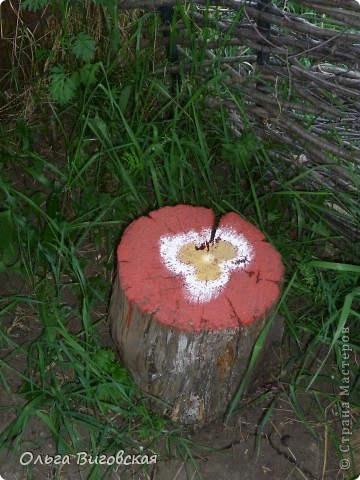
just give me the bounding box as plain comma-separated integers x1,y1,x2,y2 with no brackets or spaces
21,0,49,11
75,62,100,86
92,348,115,372
49,66,77,104
71,32,96,62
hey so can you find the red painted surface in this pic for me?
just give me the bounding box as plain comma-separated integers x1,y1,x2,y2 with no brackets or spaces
117,205,284,332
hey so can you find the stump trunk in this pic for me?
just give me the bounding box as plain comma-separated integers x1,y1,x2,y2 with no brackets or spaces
109,205,284,425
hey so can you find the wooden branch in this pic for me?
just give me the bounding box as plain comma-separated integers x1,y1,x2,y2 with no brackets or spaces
243,5,360,44
118,0,360,12
291,84,343,119
274,115,359,170
215,100,357,194
290,63,360,100
189,10,360,65
119,0,175,9
301,3,360,29
250,100,359,170
301,0,360,13
244,87,338,119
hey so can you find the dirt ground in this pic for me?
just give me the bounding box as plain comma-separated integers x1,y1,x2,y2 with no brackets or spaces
0,270,349,480
0,391,343,480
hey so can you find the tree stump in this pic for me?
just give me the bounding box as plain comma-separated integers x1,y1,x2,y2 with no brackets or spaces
109,205,284,425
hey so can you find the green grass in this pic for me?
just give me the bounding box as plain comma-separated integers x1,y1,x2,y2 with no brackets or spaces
0,1,359,479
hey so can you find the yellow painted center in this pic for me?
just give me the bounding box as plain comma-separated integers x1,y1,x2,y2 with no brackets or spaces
178,240,237,281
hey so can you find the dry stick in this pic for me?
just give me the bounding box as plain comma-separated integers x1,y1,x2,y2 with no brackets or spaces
211,44,359,167
275,116,359,177
188,9,360,64
283,27,360,62
243,5,360,43
122,1,360,183
153,12,360,65
312,74,360,89
209,91,358,193
234,102,355,194
119,0,360,12
291,84,344,119
118,0,255,10
230,27,357,115
260,34,348,63
301,0,360,13
257,60,360,105
301,3,360,29
229,19,360,63
249,0,360,13
315,66,360,80
216,62,359,187
241,96,358,184
286,57,360,95
276,110,359,169
311,125,360,152
215,48,349,131
289,68,360,108
253,104,360,174
262,64,360,87
149,54,255,77
244,86,332,118
119,0,176,9
290,64,360,101
235,103,355,193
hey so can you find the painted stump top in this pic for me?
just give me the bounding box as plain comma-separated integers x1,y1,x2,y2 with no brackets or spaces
117,205,284,332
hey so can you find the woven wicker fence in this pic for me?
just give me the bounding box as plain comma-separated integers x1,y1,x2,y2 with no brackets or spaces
1,0,359,247
121,0,360,247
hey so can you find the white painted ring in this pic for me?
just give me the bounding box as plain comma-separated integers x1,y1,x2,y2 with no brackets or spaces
159,227,254,303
